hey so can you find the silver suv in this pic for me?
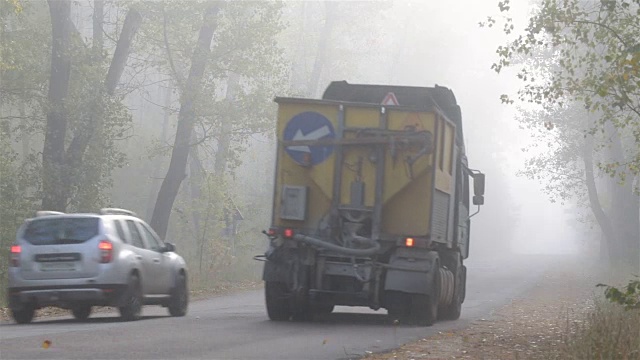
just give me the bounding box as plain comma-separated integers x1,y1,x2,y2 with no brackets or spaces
7,208,189,324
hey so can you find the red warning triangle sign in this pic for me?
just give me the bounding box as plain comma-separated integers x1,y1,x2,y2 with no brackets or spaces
381,92,399,106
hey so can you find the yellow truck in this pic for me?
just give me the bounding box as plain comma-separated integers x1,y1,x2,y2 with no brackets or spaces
259,81,485,325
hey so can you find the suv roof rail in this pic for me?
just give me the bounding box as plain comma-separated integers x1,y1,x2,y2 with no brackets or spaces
99,208,137,217
36,211,65,217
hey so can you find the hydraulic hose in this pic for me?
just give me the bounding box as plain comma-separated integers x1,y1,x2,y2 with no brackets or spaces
293,234,381,256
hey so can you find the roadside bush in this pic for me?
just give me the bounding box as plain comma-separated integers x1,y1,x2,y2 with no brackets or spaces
559,299,640,359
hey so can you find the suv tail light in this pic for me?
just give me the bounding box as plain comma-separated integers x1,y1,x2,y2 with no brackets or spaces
10,245,21,267
98,240,113,263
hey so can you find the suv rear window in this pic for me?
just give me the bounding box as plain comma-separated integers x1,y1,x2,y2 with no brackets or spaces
23,218,100,245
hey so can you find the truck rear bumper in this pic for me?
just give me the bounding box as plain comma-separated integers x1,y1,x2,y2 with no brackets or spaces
309,289,372,308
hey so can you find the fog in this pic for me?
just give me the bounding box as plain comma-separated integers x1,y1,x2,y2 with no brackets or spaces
118,0,602,262
3,0,611,298
200,0,587,257
280,0,585,257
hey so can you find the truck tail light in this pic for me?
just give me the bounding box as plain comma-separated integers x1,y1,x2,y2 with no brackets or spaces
399,237,429,248
98,240,113,263
405,237,415,247
10,245,21,267
283,228,294,239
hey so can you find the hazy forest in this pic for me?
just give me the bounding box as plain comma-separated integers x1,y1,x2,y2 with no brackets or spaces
1,0,638,305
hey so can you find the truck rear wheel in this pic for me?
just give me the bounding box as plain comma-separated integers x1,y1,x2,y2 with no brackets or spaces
314,304,334,315
411,293,438,326
265,281,291,321
439,258,463,320
412,265,440,326
386,291,411,324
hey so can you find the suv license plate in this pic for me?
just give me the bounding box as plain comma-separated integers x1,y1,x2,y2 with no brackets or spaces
40,262,76,272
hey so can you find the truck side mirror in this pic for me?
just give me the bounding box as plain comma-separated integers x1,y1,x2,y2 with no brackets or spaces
473,172,485,196
473,195,484,205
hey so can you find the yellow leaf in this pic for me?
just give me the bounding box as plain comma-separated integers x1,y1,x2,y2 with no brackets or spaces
42,340,52,349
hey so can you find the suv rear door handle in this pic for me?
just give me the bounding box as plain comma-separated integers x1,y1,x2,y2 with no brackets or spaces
153,258,160,263
135,255,142,260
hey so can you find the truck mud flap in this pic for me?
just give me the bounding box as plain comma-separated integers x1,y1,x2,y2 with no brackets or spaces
262,246,292,283
384,249,438,295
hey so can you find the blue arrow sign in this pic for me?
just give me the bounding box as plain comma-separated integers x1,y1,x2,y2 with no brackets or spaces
283,112,335,166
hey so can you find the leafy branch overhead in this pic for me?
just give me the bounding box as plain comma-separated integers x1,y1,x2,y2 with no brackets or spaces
485,0,640,179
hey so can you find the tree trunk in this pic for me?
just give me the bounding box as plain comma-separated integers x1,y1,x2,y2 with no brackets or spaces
214,72,239,174
65,8,142,210
42,0,72,211
42,4,141,211
583,135,620,268
307,2,336,97
146,84,174,219
188,140,205,238
606,124,640,271
150,4,222,239
92,0,104,57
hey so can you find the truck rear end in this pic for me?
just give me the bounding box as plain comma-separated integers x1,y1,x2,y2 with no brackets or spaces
260,81,484,325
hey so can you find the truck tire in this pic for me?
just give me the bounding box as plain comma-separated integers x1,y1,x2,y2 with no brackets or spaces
265,281,291,321
314,304,334,315
386,290,411,324
412,266,440,326
291,291,314,322
439,258,463,320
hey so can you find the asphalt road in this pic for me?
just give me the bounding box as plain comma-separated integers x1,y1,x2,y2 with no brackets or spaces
0,255,551,360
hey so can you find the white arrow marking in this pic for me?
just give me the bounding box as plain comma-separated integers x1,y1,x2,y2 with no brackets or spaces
287,125,332,153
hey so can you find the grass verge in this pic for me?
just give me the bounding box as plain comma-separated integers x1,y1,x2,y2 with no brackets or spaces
556,300,640,360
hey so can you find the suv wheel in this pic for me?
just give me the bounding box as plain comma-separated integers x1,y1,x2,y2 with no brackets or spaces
71,305,92,321
119,274,143,321
11,306,35,324
168,273,188,317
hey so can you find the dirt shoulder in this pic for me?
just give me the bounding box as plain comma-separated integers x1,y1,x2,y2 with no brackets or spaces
364,256,598,360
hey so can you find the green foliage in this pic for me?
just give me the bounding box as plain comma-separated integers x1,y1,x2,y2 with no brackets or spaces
134,0,288,176
559,300,640,359
487,0,640,183
597,278,640,310
0,124,39,306
1,1,135,212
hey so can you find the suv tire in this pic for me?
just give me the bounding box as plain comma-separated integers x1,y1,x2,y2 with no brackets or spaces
71,305,92,321
11,306,35,324
119,274,142,321
168,273,188,317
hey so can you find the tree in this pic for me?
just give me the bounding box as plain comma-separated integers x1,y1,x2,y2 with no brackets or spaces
41,1,142,211
150,3,222,239
41,0,72,211
485,0,640,270
142,0,288,240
